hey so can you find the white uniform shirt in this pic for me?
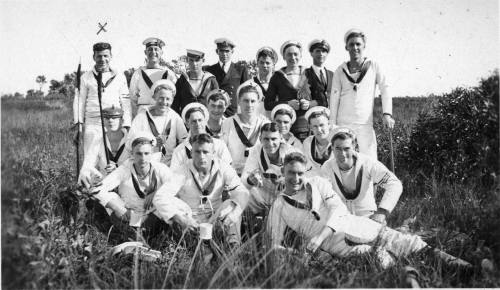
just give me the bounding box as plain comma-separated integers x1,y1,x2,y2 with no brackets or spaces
320,152,402,216
284,133,303,152
93,159,182,215
127,108,188,164
74,68,131,127
129,66,177,109
170,137,233,171
221,114,270,175
330,59,391,126
302,135,333,176
81,128,130,174
153,160,249,223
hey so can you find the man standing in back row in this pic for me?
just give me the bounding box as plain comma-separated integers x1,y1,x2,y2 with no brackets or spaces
128,37,177,117
205,38,250,117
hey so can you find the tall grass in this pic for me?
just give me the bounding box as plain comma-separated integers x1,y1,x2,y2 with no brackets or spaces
1,98,499,288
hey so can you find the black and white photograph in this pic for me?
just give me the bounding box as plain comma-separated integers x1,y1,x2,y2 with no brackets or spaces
1,0,499,288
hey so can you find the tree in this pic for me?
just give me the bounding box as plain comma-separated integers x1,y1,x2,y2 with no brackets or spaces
36,75,47,92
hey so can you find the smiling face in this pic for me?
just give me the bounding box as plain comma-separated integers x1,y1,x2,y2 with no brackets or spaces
207,99,227,120
152,88,174,113
257,55,274,75
333,137,356,170
310,47,328,66
187,111,207,135
93,49,112,72
261,130,282,155
346,36,365,60
309,115,330,141
282,161,307,193
144,45,163,63
274,113,292,135
192,141,214,171
216,48,233,64
132,143,153,169
284,46,301,67
238,92,259,117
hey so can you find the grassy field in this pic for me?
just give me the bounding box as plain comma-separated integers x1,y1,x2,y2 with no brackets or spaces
1,96,499,288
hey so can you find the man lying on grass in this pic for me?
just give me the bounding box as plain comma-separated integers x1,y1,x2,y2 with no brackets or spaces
320,127,402,224
267,152,471,269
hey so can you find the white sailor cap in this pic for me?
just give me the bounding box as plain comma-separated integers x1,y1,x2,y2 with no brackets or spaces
256,46,278,64
187,49,205,59
151,79,176,95
280,40,302,56
304,106,330,122
206,89,230,105
271,104,297,124
214,38,235,49
143,37,165,48
127,131,157,150
308,39,331,53
181,102,209,124
236,79,264,102
344,28,366,43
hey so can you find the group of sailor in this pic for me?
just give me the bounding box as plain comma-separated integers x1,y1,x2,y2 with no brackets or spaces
73,29,470,268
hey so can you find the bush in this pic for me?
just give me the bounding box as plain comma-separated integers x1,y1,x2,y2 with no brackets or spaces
405,70,499,183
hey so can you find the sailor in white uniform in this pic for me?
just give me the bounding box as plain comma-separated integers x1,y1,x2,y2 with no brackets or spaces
330,29,395,159
320,127,402,223
129,37,177,117
205,89,230,139
127,79,188,165
78,106,130,188
153,133,249,247
221,81,270,175
267,152,471,269
241,122,301,214
302,106,334,176
73,42,131,157
271,104,303,152
170,103,232,171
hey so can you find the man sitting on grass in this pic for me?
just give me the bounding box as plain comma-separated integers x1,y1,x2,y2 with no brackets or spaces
267,152,471,269
320,127,402,223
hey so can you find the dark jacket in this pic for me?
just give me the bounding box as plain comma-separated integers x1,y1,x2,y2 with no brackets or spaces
205,62,250,117
304,66,333,107
172,73,218,115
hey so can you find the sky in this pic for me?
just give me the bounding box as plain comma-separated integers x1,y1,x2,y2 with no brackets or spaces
0,0,498,97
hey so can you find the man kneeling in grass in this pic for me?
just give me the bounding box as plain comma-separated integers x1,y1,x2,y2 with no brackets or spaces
267,152,471,268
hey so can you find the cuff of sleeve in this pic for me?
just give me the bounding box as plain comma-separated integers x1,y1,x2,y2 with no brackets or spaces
376,207,390,217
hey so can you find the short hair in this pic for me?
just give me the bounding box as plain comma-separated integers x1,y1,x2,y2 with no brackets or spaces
237,84,261,100
308,111,329,123
153,84,175,96
274,108,293,120
131,137,154,149
260,122,280,134
345,32,366,44
93,42,112,52
257,49,276,63
284,152,308,166
331,132,359,151
190,133,214,146
185,107,205,121
207,90,229,104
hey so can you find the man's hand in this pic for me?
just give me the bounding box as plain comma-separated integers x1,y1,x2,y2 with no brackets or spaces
219,201,242,226
288,99,300,111
78,167,103,189
247,171,263,187
369,213,387,225
173,213,198,232
143,193,155,211
104,162,118,174
383,114,395,129
306,234,326,254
